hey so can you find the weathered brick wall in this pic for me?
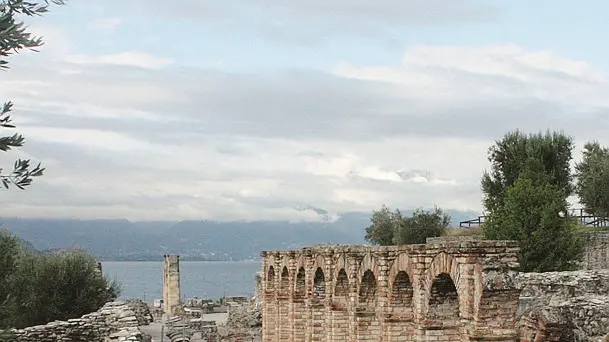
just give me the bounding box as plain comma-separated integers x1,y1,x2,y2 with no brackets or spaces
582,231,609,270
261,240,521,342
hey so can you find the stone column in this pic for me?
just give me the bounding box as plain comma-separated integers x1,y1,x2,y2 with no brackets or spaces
376,251,390,342
163,254,181,318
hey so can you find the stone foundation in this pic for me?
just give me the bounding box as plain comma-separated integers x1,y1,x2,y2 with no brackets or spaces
9,300,153,342
582,231,609,270
517,270,609,342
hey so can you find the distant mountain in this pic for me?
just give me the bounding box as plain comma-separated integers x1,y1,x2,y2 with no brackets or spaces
0,209,479,261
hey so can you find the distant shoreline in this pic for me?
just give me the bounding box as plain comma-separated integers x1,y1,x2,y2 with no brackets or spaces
100,258,261,262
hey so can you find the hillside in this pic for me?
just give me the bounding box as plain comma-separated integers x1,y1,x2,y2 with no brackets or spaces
1,210,478,261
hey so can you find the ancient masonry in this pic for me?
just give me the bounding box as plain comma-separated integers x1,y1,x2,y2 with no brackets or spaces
582,231,609,270
261,240,521,342
163,254,181,317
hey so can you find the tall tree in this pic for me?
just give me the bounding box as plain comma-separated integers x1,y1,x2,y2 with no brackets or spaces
481,130,574,214
393,207,451,245
481,130,583,272
365,205,450,246
0,0,66,189
575,141,609,217
365,205,401,246
484,171,583,272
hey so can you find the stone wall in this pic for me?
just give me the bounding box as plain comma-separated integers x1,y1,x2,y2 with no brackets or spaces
517,270,609,342
582,231,609,270
261,240,522,342
9,300,153,342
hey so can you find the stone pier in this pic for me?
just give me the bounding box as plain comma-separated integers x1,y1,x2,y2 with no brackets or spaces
163,254,181,317
261,240,521,342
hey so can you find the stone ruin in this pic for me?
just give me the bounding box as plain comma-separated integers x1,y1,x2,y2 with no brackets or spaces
7,300,154,342
258,236,609,342
261,240,521,342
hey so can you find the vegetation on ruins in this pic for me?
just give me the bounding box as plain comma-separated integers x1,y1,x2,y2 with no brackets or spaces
0,0,66,189
365,205,451,245
482,130,584,272
0,230,120,329
575,141,609,218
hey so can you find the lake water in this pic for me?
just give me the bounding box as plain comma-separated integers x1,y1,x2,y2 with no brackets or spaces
101,260,261,302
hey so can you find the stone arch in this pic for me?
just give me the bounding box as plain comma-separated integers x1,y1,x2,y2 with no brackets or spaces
280,266,289,290
313,267,326,299
423,252,463,340
359,269,377,305
311,266,327,342
386,253,415,341
295,267,306,297
334,269,349,297
266,265,276,290
292,266,307,341
331,255,349,342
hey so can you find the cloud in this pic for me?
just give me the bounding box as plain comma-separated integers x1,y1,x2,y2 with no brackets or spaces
114,0,497,43
87,17,121,32
2,36,609,221
65,51,173,69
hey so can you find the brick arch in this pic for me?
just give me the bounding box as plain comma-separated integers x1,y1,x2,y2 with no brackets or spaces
279,266,290,290
266,264,276,290
388,252,415,289
357,252,380,282
423,252,462,299
333,254,349,297
423,252,463,340
312,254,326,274
388,253,415,321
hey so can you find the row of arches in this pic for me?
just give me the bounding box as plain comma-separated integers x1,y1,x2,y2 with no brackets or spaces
265,263,461,341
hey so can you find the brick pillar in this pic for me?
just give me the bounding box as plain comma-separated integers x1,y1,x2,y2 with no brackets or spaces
376,251,390,342
304,251,314,342
273,254,282,342
324,251,334,342
411,253,427,342
288,252,297,342
347,252,361,342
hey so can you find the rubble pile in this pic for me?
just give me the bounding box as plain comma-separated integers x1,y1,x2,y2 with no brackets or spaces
9,301,153,342
517,270,609,342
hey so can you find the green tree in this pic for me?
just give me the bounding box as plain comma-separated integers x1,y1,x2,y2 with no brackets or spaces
0,230,20,327
365,205,401,245
393,207,451,244
575,141,609,217
481,130,574,214
0,0,67,189
484,172,583,272
3,249,121,328
365,206,450,245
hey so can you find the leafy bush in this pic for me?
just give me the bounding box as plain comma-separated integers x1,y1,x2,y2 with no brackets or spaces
0,231,120,329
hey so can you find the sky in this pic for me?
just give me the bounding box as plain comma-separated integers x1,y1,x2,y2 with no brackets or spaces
1,0,609,222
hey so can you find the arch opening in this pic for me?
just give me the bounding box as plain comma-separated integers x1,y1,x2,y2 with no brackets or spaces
426,272,461,340
313,267,326,299
295,267,305,297
358,270,377,306
266,266,275,289
334,269,348,297
280,266,289,290
391,270,413,313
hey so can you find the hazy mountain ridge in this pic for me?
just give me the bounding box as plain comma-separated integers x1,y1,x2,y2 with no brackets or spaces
1,210,478,261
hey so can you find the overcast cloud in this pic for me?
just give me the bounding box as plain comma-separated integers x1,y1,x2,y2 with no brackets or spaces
0,1,607,221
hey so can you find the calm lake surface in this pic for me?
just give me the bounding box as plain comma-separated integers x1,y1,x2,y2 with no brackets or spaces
101,260,261,302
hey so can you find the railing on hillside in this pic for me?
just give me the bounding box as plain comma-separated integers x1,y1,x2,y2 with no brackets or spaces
458,208,609,229
459,216,487,229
